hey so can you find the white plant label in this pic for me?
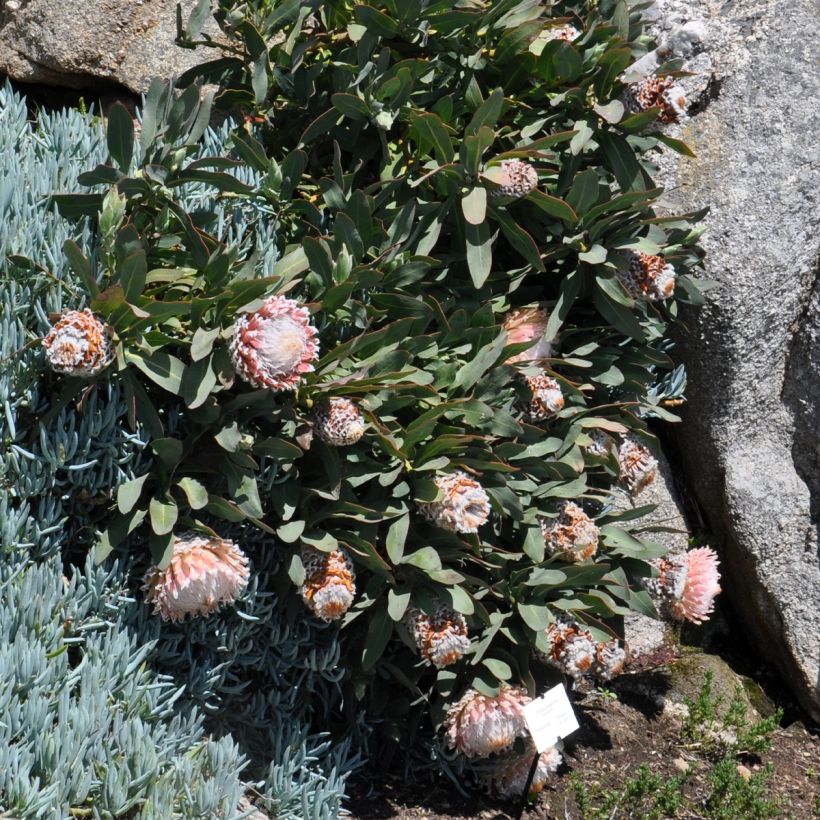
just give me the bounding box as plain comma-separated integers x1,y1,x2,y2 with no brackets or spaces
522,683,579,752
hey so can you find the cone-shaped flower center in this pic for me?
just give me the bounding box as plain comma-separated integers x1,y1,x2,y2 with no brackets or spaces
255,316,309,374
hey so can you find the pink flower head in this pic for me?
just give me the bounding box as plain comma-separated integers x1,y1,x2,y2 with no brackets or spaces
503,306,552,364
650,547,721,624
618,252,676,301
487,742,562,798
540,615,596,678
299,546,356,622
618,436,658,495
42,309,114,377
313,397,365,446
445,684,530,757
419,471,491,534
406,602,470,668
541,501,599,562
525,373,565,421
488,159,539,199
626,75,687,124
229,295,319,390
142,533,250,622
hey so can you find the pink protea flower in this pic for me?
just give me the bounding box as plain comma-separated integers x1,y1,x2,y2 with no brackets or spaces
299,546,356,622
405,602,470,668
525,373,565,421
541,501,599,562
313,397,365,446
647,547,721,624
228,295,319,391
445,684,530,757
487,159,539,199
42,308,115,377
584,429,614,458
618,436,658,495
541,617,597,678
625,75,687,124
592,639,628,680
419,471,491,534
487,743,562,798
545,24,580,42
503,306,552,364
142,533,250,622
617,252,677,301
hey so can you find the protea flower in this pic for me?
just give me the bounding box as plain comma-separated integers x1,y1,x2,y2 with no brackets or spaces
618,436,658,495
487,159,539,199
419,471,491,534
525,373,564,421
313,397,365,446
405,602,470,668
584,429,614,458
617,252,677,301
540,616,597,678
625,75,687,124
228,295,319,390
487,743,562,798
592,639,628,680
646,547,721,624
445,684,530,757
142,533,250,622
545,24,580,42
299,546,356,622
541,501,599,562
503,306,552,364
42,309,114,377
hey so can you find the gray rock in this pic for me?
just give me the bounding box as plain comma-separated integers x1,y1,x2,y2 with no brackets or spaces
649,0,820,720
0,0,218,93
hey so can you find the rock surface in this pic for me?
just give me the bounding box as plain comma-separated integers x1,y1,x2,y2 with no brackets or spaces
0,0,216,93
649,0,820,720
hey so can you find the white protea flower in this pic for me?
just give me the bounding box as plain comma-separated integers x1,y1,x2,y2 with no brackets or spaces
299,546,356,622
541,501,599,562
524,373,565,421
313,397,365,446
445,684,530,757
545,24,580,42
42,309,115,377
142,533,250,622
503,306,552,364
418,471,491,534
540,617,597,678
625,74,687,124
618,436,658,495
617,252,677,301
405,602,470,668
228,295,319,390
645,547,721,624
487,742,562,798
584,429,614,458
487,159,539,199
592,639,628,680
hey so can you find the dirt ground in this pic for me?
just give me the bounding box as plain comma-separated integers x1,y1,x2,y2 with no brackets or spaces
346,664,820,820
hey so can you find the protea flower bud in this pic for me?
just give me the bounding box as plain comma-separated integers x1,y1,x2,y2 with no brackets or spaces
618,436,658,495
591,639,628,681
645,547,721,624
618,252,677,301
418,471,491,534
540,616,597,678
546,24,580,42
405,602,470,668
541,501,599,562
584,429,614,458
488,159,539,199
312,397,365,446
42,309,114,378
503,306,552,364
142,533,250,622
228,295,319,391
525,373,564,421
487,743,562,798
299,546,356,622
445,684,530,757
625,75,687,124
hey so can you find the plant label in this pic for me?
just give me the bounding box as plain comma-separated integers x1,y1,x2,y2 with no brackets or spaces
522,683,579,752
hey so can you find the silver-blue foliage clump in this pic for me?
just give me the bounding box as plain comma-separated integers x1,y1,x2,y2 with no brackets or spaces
0,83,357,819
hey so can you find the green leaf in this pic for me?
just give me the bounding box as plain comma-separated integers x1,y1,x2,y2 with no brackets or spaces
190,326,220,361
482,657,513,681
149,496,178,536
465,87,504,136
654,133,696,158
106,102,134,171
461,186,487,225
287,552,305,586
63,239,99,296
388,589,411,621
593,285,646,340
598,130,646,192
492,208,544,270
464,219,493,288
178,477,209,510
126,350,187,395
215,422,243,452
444,585,475,615
362,600,393,671
181,355,217,409
402,547,442,572
119,250,147,302
579,244,607,264
566,169,600,216
529,190,578,223
332,92,369,120
117,474,149,514
386,514,409,564
151,437,183,470
452,333,507,392
277,520,305,543
186,0,212,38
231,131,269,173
51,193,104,220
150,531,175,569
354,5,400,37
412,113,454,164
545,269,580,341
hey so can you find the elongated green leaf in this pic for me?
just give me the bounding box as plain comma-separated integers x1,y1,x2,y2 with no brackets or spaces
117,474,149,514
126,350,187,395
107,102,134,171
413,113,454,164
388,589,411,621
362,600,393,670
63,239,99,296
598,130,646,192
386,513,409,564
461,186,487,225
178,477,209,510
149,496,178,536
402,547,442,571
464,219,493,288
593,286,646,340
465,87,504,136
528,190,578,223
